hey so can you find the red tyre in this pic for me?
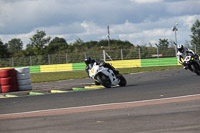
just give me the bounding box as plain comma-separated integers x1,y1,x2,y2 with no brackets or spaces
0,68,17,78
1,84,18,93
0,77,18,86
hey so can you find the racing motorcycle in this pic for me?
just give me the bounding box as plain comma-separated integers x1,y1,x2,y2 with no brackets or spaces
184,54,200,75
87,62,127,88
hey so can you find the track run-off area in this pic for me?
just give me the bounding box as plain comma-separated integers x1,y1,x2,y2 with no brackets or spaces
0,68,200,133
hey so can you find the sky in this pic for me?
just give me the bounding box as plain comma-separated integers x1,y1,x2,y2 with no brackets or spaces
0,0,200,48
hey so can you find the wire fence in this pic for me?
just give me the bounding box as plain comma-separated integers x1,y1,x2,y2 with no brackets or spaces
0,47,178,67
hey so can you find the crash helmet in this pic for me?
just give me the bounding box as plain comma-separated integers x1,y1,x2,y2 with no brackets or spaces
85,56,93,65
177,44,184,53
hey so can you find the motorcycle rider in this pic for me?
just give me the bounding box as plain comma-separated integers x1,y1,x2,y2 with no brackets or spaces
84,56,119,76
176,44,196,69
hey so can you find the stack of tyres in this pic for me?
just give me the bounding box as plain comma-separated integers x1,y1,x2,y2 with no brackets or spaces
15,67,32,91
0,68,19,93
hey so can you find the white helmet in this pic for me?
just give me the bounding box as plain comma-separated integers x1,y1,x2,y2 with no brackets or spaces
177,44,184,53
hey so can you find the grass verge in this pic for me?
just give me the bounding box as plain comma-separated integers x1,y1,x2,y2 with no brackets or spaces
31,65,182,83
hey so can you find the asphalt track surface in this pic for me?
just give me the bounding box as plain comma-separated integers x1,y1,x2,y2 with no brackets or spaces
0,69,200,133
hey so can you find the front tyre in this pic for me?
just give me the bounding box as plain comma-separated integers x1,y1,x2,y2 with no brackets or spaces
118,74,127,86
97,74,111,88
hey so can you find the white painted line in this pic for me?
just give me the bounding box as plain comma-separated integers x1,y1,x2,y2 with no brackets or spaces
0,93,200,119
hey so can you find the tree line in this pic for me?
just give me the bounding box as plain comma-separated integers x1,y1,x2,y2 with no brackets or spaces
0,19,199,58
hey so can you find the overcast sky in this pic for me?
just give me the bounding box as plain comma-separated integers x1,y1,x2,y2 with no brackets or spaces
0,0,200,48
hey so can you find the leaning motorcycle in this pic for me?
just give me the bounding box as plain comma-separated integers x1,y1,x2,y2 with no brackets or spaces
184,54,200,75
87,62,127,88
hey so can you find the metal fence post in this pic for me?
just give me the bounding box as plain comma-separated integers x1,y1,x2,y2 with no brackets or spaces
48,54,51,65
30,56,32,66
138,47,141,59
84,52,87,58
66,53,68,63
12,57,14,67
121,49,123,60
155,44,159,59
103,50,106,61
157,47,159,59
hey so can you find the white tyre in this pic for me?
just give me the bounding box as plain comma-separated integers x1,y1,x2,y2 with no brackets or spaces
15,67,30,74
18,79,32,86
18,85,32,91
17,73,31,80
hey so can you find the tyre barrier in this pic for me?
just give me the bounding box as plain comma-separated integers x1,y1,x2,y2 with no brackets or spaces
0,77,18,86
15,67,32,91
0,68,19,93
18,85,32,91
15,67,30,74
0,67,32,93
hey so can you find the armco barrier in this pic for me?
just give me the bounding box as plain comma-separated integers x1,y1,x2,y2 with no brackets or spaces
30,66,40,73
72,63,86,71
40,64,73,72
141,57,178,67
0,57,180,73
106,59,141,68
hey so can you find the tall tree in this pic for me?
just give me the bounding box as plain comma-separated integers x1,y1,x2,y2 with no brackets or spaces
29,30,51,54
73,38,84,46
47,37,68,53
6,38,23,53
158,39,169,48
190,19,200,53
0,39,9,57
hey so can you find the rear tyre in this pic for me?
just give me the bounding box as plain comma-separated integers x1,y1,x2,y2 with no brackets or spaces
191,64,200,75
97,74,111,88
95,81,101,85
118,74,127,86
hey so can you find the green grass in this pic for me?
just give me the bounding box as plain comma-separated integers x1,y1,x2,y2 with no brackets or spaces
31,65,182,83
118,65,182,74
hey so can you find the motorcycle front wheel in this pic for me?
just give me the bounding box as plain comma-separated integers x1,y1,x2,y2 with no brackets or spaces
118,74,127,86
97,74,111,88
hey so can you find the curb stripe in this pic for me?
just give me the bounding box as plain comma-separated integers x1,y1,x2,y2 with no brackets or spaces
84,85,104,89
5,95,18,98
29,92,44,95
0,95,6,98
72,88,87,91
50,90,68,93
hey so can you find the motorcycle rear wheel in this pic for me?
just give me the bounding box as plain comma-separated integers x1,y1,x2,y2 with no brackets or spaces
95,81,101,85
97,74,111,88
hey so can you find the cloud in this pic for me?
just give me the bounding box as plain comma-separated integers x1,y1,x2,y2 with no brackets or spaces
0,0,199,48
1,14,199,47
165,0,200,15
130,0,163,4
111,15,200,45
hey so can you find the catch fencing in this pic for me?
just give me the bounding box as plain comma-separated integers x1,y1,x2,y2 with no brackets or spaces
0,47,177,68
